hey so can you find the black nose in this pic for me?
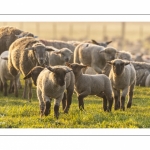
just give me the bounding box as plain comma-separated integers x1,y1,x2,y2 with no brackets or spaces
65,58,69,62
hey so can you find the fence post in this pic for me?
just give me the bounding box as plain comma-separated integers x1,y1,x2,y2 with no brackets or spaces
86,24,90,39
103,25,107,41
69,24,73,39
36,22,40,37
121,22,125,49
139,25,143,41
53,23,57,39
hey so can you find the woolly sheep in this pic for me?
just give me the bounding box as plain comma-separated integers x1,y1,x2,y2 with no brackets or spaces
0,26,37,55
66,62,113,112
48,47,73,66
24,65,74,119
74,43,119,74
8,37,55,101
0,51,20,96
108,59,136,111
131,61,150,87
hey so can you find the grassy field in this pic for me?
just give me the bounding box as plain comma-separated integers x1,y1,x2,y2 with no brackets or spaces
0,77,150,128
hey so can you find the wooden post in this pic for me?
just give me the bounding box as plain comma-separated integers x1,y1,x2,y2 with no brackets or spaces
36,22,40,37
53,23,57,39
69,24,73,39
139,25,143,41
86,24,90,39
103,25,107,41
121,22,125,49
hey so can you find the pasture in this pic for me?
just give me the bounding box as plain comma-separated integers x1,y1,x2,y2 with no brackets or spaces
0,75,150,128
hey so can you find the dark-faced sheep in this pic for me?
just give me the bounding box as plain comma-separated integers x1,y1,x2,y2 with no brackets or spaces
108,59,136,111
24,65,74,119
8,37,55,101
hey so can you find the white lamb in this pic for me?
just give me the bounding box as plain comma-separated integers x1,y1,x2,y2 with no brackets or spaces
66,62,113,112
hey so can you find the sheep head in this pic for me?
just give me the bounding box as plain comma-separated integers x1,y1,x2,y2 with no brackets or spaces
23,66,44,86
100,47,119,61
66,62,87,75
24,43,55,66
46,66,72,86
107,59,130,76
54,48,73,62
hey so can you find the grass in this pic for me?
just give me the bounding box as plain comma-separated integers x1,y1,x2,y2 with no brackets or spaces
0,80,150,128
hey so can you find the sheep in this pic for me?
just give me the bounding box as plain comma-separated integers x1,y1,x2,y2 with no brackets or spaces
74,43,119,74
48,47,73,66
108,59,136,111
131,61,150,87
24,65,75,119
0,26,37,55
0,51,20,96
8,37,55,101
66,62,113,112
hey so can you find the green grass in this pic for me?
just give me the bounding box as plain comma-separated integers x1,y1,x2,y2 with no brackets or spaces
0,81,150,128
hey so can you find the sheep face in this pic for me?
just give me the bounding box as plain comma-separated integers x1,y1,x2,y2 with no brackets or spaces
108,59,130,76
100,47,119,61
25,44,55,66
46,66,72,86
66,63,87,75
23,66,44,86
55,48,73,62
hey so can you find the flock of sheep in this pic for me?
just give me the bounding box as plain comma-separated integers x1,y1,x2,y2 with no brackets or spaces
0,26,150,119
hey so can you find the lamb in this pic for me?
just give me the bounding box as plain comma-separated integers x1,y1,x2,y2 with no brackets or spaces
0,26,37,55
8,37,55,101
24,65,75,119
0,51,20,96
66,62,113,112
74,43,119,74
108,59,136,111
48,47,73,66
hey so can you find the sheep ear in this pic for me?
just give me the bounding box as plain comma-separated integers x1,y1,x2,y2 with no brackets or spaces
24,47,34,51
66,62,72,68
107,61,112,65
54,50,61,54
91,39,99,45
45,65,54,72
65,69,73,73
34,36,38,38
45,46,56,52
15,34,22,38
23,71,32,79
124,61,130,66
106,41,112,45
1,57,8,60
80,64,87,68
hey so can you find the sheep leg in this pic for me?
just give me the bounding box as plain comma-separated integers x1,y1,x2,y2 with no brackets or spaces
62,92,66,110
3,81,8,96
121,88,128,111
64,88,74,113
102,95,107,111
8,80,13,93
28,78,32,102
22,79,28,99
37,88,45,117
0,80,3,92
113,89,120,110
78,92,88,110
14,76,19,97
127,82,135,108
54,96,63,119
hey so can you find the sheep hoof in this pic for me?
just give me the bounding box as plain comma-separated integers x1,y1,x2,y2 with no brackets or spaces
127,103,131,108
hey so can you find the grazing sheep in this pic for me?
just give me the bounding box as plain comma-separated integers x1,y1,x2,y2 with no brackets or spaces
0,26,37,55
108,59,136,111
74,43,119,74
0,51,20,96
24,65,74,119
8,37,55,101
48,47,73,66
66,62,113,112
